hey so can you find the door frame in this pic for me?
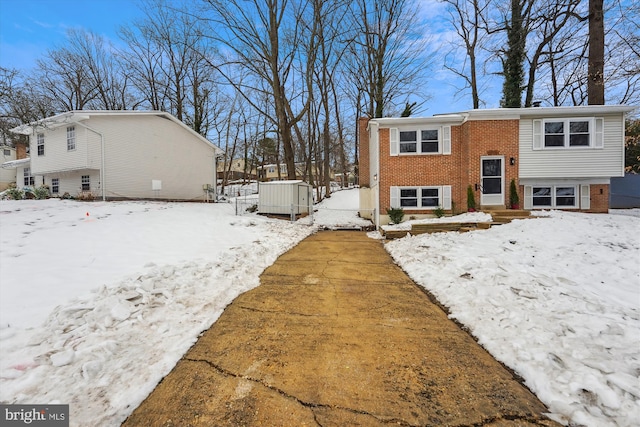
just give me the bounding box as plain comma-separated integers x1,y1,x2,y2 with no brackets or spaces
480,156,505,206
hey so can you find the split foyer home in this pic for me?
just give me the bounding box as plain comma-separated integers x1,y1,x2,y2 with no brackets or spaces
359,105,635,227
6,110,223,201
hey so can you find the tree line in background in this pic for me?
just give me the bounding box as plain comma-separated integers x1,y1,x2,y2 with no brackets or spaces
1,0,639,199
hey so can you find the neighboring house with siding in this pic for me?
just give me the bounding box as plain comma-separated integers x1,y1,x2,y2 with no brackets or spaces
0,145,17,191
359,105,635,227
7,111,222,201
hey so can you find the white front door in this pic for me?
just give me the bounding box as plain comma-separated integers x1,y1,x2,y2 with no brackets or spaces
480,156,504,206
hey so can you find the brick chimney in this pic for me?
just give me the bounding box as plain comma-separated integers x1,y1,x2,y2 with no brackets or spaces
15,141,28,159
358,117,370,187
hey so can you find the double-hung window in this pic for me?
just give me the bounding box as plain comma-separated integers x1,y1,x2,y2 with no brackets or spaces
391,126,451,155
391,186,452,210
37,133,45,156
52,178,60,194
24,167,34,186
534,118,603,149
67,126,76,151
399,129,438,154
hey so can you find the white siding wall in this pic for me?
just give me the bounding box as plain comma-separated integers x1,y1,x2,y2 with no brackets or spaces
88,115,216,200
519,114,625,178
1,147,17,190
44,170,100,197
30,125,101,174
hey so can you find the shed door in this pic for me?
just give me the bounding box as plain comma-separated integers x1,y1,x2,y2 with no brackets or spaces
480,156,504,206
298,185,309,214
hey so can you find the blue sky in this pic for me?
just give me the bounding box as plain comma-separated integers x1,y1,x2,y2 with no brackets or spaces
0,0,144,70
0,0,488,115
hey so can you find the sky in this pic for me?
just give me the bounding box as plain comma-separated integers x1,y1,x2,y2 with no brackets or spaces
0,188,638,426
0,0,495,116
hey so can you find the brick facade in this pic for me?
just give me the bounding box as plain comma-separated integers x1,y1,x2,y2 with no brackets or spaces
377,119,522,215
359,111,618,223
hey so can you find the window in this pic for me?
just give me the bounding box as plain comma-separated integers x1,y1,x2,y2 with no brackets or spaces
421,130,439,153
67,126,76,151
81,175,90,191
399,131,417,153
399,129,440,154
532,185,577,208
400,188,418,207
392,186,451,210
421,188,439,207
52,178,59,194
37,133,45,156
4,149,10,156
24,168,34,186
538,118,598,149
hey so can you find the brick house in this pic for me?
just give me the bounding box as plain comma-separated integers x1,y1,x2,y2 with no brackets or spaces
359,105,635,227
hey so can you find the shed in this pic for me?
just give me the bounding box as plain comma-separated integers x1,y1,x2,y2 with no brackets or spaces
258,180,313,215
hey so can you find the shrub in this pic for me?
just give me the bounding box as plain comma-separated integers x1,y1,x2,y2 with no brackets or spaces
467,185,476,211
509,179,520,208
386,207,405,224
434,206,445,218
5,187,24,200
33,185,50,200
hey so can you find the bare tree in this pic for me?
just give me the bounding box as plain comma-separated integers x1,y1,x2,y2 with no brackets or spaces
346,0,430,118
442,0,492,109
200,0,318,180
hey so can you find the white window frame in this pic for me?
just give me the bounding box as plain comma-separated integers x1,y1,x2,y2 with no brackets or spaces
81,175,90,191
390,185,452,210
67,126,76,151
51,178,60,194
533,118,604,150
390,126,451,156
37,133,45,156
529,185,579,209
24,167,34,186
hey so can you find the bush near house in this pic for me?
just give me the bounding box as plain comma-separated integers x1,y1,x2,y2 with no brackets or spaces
387,207,405,224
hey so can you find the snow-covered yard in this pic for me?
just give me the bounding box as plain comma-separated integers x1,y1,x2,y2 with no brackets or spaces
1,189,638,426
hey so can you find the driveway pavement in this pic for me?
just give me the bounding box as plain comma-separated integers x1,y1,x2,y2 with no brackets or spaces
123,231,559,426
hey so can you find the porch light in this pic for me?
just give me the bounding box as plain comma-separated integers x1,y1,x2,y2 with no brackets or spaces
510,157,516,165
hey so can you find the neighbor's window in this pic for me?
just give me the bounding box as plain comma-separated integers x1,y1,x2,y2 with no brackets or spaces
24,167,34,186
37,133,45,156
3,149,10,156
544,119,591,148
67,126,76,151
52,178,59,194
532,186,577,208
81,175,90,191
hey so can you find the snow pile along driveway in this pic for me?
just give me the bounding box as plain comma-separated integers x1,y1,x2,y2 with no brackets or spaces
0,199,313,426
386,210,640,427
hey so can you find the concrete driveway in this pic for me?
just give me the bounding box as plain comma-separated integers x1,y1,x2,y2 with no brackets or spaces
123,231,559,426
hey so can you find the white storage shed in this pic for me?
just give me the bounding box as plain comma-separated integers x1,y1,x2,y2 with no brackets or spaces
258,180,313,215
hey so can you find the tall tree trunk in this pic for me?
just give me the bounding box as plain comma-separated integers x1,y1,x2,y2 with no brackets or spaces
588,0,605,104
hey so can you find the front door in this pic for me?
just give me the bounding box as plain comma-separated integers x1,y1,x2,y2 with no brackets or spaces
480,156,504,206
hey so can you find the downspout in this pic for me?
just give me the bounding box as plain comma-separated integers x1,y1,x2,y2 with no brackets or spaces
74,121,106,201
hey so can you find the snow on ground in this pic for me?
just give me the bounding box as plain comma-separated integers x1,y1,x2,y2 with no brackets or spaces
1,190,639,427
386,210,640,426
0,188,368,426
